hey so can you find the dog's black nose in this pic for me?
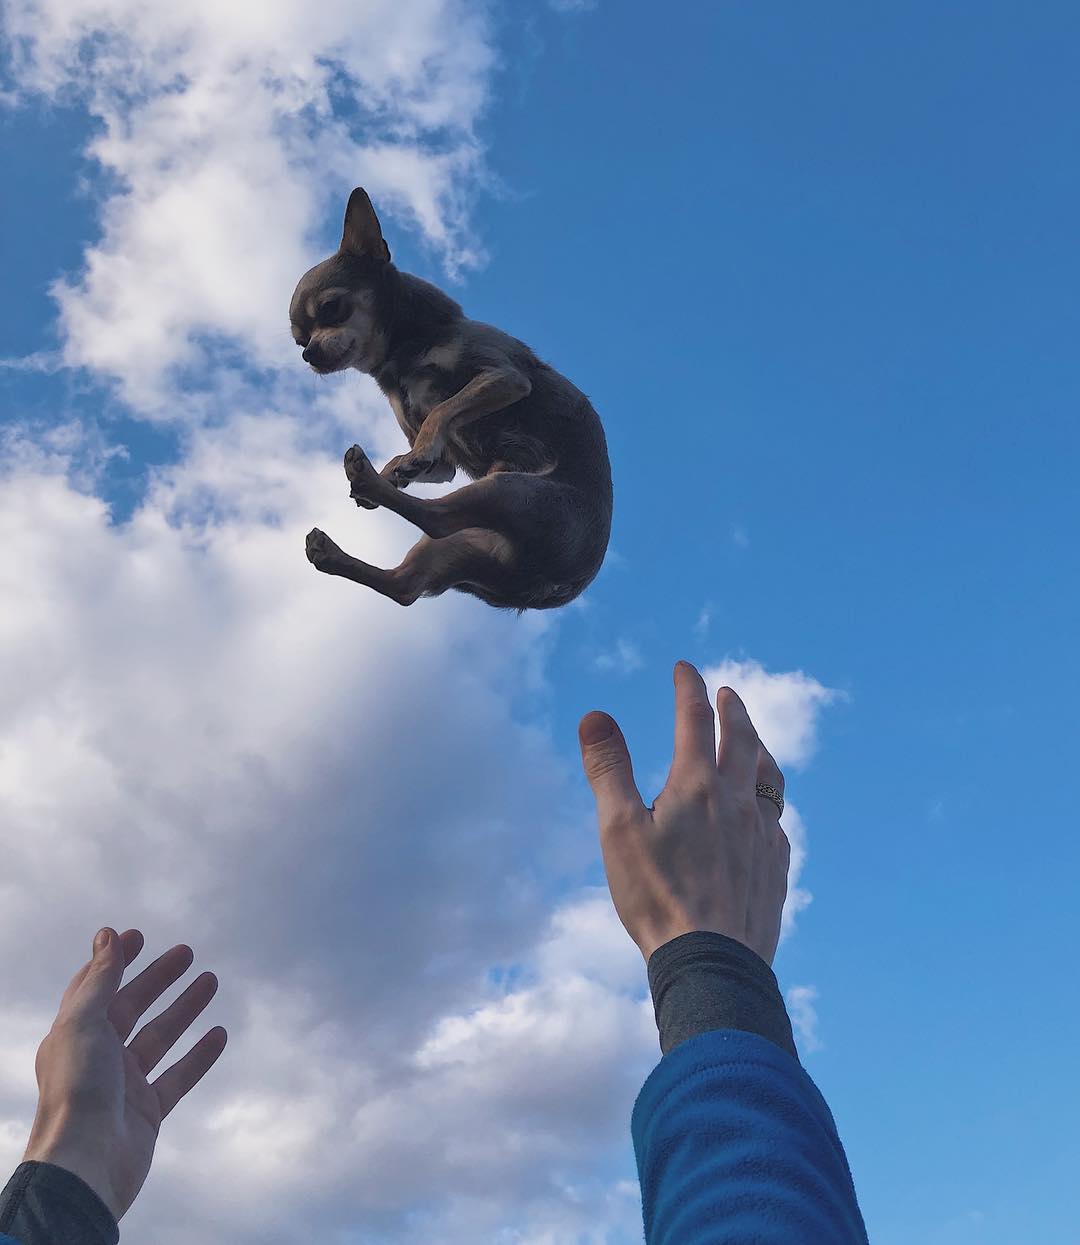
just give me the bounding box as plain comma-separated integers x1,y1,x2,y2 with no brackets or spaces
302,346,314,363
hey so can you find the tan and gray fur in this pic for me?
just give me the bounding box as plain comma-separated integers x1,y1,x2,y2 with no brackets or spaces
292,188,612,610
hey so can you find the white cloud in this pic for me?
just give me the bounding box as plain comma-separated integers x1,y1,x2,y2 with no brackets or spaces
0,433,652,1243
0,433,840,1244
0,350,62,373
0,419,657,1244
700,658,845,941
0,5,668,1233
533,888,646,996
701,657,843,770
775,802,812,939
594,638,643,675
2,0,495,411
786,985,823,1053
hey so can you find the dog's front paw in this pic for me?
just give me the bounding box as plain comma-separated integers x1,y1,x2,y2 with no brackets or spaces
344,444,381,509
306,527,345,572
389,450,435,488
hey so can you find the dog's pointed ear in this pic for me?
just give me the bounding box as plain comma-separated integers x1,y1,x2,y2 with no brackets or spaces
340,188,391,263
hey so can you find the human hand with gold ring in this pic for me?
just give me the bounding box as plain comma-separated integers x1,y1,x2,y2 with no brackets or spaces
578,660,789,965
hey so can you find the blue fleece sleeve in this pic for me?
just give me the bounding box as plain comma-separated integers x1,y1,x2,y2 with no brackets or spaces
632,1028,869,1244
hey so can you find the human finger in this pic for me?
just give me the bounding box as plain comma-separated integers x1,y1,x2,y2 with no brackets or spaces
715,686,760,788
62,929,145,1017
755,742,785,823
153,1026,229,1120
128,971,220,1077
109,944,195,1042
670,661,717,779
745,827,788,964
579,711,644,825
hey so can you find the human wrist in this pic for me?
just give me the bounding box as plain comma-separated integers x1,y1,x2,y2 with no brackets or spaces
22,1135,122,1222
639,922,766,966
645,930,798,1060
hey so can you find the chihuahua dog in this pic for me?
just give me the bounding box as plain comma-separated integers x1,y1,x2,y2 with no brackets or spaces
291,188,612,610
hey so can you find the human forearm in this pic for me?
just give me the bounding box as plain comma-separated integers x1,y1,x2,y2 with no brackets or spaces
636,931,868,1242
633,1027,869,1244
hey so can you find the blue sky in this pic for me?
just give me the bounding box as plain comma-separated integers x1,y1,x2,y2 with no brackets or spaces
2,3,1078,1242
481,13,1080,1237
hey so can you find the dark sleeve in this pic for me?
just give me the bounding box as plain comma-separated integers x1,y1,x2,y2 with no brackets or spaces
0,1162,120,1245
647,929,799,1060
636,931,868,1243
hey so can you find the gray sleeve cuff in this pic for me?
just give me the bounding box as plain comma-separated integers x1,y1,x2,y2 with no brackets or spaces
647,930,799,1062
0,1161,120,1245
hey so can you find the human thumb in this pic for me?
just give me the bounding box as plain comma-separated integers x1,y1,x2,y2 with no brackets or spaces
578,711,642,821
81,928,123,1008
59,928,125,1023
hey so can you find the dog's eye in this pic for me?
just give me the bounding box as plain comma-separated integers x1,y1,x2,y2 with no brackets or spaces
319,296,350,326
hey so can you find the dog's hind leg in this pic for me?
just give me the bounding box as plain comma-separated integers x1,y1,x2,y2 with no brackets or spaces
306,526,516,606
345,444,478,536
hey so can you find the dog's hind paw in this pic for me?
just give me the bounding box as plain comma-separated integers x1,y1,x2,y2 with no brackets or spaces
306,527,345,571
344,444,381,509
344,443,370,472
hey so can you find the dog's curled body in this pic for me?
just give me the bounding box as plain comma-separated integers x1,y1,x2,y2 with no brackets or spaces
371,281,612,609
293,190,613,611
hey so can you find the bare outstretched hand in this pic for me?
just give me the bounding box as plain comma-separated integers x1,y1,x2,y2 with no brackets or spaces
21,929,227,1223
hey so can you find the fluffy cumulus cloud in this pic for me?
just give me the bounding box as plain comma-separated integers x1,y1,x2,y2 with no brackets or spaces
0,429,843,1241
2,0,494,410
0,4,659,1236
0,411,646,1244
702,657,841,771
702,657,844,939
0,3,843,1241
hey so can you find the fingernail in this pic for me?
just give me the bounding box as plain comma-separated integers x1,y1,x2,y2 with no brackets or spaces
94,929,111,953
580,713,614,745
